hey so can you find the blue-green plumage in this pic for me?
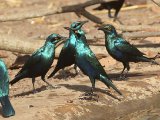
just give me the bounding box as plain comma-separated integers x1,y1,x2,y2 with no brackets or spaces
99,24,159,79
0,59,15,117
10,33,65,92
65,26,122,95
48,21,88,78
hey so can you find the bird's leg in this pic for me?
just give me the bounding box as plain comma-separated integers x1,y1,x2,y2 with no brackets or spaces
118,62,130,80
113,8,120,21
119,63,130,80
79,78,99,102
113,9,123,25
123,63,130,79
32,78,37,94
118,63,126,80
41,76,60,89
108,8,114,18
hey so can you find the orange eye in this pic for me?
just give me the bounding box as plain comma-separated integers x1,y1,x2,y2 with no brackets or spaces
108,27,111,30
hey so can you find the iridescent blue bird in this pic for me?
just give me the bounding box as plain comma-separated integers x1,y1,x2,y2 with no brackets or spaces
0,59,15,117
64,26,122,97
10,33,65,93
98,24,159,80
48,21,88,79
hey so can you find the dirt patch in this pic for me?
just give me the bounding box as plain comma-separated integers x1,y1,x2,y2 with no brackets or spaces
0,0,160,119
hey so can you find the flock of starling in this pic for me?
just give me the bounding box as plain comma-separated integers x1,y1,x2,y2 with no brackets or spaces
0,21,159,117
0,0,159,118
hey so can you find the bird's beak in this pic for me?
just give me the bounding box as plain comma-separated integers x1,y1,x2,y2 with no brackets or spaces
59,35,67,40
64,27,70,30
98,27,104,31
55,35,67,44
98,26,105,31
80,20,88,25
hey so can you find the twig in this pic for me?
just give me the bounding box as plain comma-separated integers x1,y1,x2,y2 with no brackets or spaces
0,0,115,23
0,34,106,58
92,4,148,15
0,0,159,32
0,30,159,54
79,9,102,24
151,0,160,7
123,31,160,39
100,21,160,32
56,31,160,46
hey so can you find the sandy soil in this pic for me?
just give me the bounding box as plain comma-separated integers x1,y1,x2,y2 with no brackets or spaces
0,0,160,120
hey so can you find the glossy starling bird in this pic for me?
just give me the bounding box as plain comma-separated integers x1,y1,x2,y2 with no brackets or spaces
48,21,88,79
0,59,15,117
98,24,159,80
64,27,122,97
10,33,65,93
93,0,125,21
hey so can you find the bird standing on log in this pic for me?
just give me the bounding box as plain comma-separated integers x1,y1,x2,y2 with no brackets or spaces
10,33,65,93
0,59,15,117
93,0,125,21
64,25,122,99
98,24,159,80
48,21,88,79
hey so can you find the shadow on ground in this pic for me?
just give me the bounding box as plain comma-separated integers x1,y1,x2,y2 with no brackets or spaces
11,85,47,97
59,84,121,101
108,71,158,81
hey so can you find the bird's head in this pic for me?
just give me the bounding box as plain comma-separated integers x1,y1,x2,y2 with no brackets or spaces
70,20,88,32
98,24,117,34
64,27,78,38
46,33,66,44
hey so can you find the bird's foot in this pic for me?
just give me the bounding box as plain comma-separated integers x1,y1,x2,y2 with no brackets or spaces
81,92,98,97
33,90,38,94
59,70,69,80
116,75,128,81
79,92,99,102
79,96,99,102
108,14,114,18
46,85,61,90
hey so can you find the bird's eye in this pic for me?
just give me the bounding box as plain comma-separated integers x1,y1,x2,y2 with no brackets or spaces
75,23,81,27
108,27,111,30
55,37,58,40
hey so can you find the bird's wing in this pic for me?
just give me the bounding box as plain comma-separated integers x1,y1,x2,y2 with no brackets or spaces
16,47,43,75
58,40,69,58
114,37,145,56
0,61,9,96
84,48,106,75
55,39,74,65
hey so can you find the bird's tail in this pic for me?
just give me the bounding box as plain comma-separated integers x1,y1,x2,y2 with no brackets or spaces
0,95,15,117
10,72,26,85
100,75,122,95
140,53,160,65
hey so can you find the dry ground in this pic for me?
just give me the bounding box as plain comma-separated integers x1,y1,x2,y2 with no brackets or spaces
0,0,160,120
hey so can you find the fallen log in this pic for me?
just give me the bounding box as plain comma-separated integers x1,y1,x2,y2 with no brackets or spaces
151,0,160,7
0,0,115,23
0,34,107,58
0,31,160,56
